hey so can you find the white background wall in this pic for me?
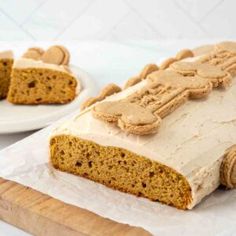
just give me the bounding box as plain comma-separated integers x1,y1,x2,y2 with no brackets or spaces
0,0,235,41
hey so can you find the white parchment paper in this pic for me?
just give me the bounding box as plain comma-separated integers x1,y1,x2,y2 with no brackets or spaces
0,117,235,236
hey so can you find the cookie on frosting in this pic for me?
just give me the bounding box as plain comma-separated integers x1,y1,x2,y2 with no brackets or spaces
123,49,194,89
199,41,236,76
93,100,161,135
159,49,193,70
22,47,45,60
175,49,194,60
139,64,159,79
159,57,177,70
93,70,213,135
170,61,232,88
124,64,159,89
41,45,70,65
0,50,14,99
93,57,234,136
81,83,121,110
192,44,214,56
124,76,141,89
215,41,236,55
22,45,70,66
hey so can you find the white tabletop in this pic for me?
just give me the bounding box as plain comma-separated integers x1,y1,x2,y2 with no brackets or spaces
0,40,222,235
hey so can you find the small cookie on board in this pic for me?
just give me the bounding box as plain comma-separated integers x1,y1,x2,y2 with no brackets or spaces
220,145,236,189
81,83,121,110
93,70,213,135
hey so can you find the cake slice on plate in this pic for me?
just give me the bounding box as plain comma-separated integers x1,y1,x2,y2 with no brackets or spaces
49,42,236,210
7,59,78,104
0,50,13,99
7,45,78,105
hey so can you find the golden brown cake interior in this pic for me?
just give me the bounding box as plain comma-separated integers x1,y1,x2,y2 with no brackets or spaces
0,58,13,99
50,135,192,209
7,68,77,104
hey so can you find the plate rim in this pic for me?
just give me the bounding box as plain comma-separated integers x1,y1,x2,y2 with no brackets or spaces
0,65,97,134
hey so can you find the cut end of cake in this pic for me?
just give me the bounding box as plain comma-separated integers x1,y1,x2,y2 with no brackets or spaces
50,134,192,210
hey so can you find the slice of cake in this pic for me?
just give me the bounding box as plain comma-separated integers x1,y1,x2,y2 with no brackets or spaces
49,42,236,210
7,58,78,104
0,50,13,99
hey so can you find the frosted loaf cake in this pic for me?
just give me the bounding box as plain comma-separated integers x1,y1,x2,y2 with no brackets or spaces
50,42,236,209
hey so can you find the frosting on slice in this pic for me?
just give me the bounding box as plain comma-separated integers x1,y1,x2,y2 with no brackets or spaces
0,50,13,59
13,58,74,76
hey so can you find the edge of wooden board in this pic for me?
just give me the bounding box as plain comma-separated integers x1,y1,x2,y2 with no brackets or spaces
0,178,151,236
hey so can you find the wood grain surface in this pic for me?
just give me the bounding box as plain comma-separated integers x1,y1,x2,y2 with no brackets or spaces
0,178,151,236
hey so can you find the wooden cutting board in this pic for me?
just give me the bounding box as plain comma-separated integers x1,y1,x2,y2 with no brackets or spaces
0,178,151,236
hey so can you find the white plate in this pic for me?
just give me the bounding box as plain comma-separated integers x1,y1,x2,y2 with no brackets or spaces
0,65,97,134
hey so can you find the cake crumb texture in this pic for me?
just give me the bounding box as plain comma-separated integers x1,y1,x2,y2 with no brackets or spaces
0,58,13,99
50,134,192,209
7,68,77,104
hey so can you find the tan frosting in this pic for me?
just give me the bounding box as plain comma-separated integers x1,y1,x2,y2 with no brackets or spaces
51,55,236,209
0,50,13,59
13,58,73,75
